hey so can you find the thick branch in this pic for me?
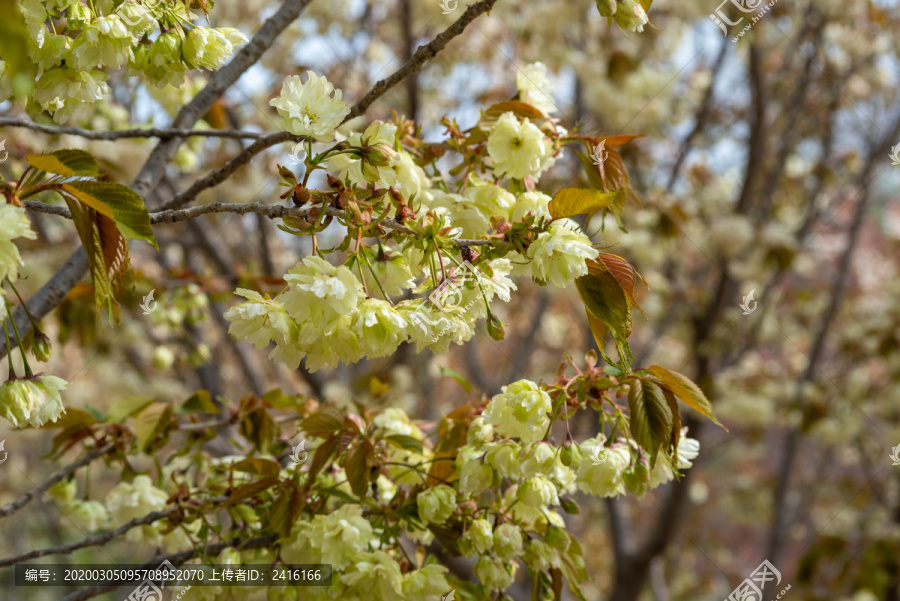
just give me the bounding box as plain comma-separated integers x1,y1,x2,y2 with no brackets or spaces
0,443,115,520
1,0,315,360
0,118,268,141
0,505,180,568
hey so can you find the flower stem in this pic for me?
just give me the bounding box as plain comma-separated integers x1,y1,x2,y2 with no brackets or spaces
8,311,31,377
5,277,39,331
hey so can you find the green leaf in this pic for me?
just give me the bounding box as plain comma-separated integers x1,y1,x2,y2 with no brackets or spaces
64,200,129,321
596,253,645,316
548,188,616,220
134,402,173,452
262,388,305,410
648,365,725,429
106,396,155,424
627,380,674,467
438,366,472,394
270,482,303,539
231,458,282,479
385,434,424,455
27,150,100,177
61,181,158,248
177,390,218,414
559,533,591,601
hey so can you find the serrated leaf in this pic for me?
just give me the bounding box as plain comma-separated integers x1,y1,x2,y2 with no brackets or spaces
576,266,631,339
344,440,374,498
134,402,173,452
301,408,345,438
240,405,276,454
270,482,303,539
64,200,129,321
596,253,645,316
106,396,155,424
428,419,468,487
627,380,673,467
61,181,157,248
178,390,218,414
438,366,472,394
27,150,100,177
224,476,280,506
231,458,282,479
385,434,424,455
648,365,725,428
548,188,616,220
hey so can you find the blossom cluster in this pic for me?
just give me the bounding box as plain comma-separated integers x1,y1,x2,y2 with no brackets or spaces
11,0,247,122
226,69,600,372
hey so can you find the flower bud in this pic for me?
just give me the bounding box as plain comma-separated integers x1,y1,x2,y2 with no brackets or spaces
32,332,52,362
596,0,618,17
560,440,582,467
486,313,506,341
614,0,649,32
152,346,175,371
459,459,493,496
363,142,399,168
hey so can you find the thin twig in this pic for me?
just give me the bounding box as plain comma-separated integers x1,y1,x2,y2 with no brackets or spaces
0,118,269,140
24,200,493,247
0,443,115,520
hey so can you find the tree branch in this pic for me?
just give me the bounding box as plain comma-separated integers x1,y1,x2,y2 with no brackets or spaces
25,200,493,246
0,118,268,141
0,0,315,360
0,443,115,520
